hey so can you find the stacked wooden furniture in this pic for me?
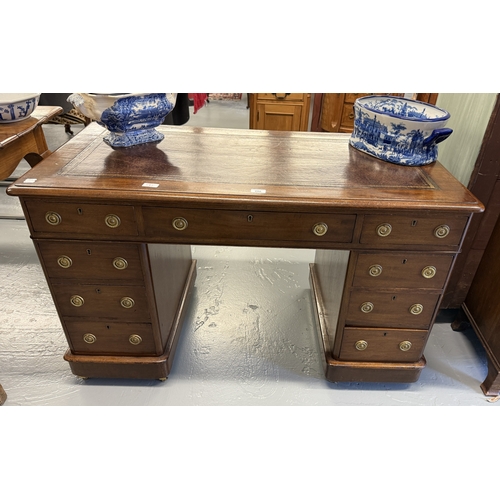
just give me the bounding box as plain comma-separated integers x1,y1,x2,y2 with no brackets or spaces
249,93,311,131
7,124,482,383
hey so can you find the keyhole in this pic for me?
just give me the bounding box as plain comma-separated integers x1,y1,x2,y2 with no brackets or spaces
402,259,407,264
87,249,92,255
411,220,418,226
95,288,101,294
392,296,397,301
247,215,253,222
77,208,83,215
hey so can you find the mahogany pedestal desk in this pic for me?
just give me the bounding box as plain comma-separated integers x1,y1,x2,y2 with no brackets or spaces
7,123,483,384
0,106,63,180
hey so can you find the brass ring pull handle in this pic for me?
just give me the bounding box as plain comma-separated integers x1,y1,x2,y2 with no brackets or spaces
45,211,62,226
409,303,423,315
70,295,85,307
83,333,96,344
313,222,328,236
434,224,450,238
272,93,290,100
172,217,188,231
360,301,374,313
421,266,436,279
368,264,383,277
105,214,121,228
355,340,368,351
113,257,128,270
376,223,392,237
120,297,135,309
129,335,143,345
57,255,73,269
399,341,412,351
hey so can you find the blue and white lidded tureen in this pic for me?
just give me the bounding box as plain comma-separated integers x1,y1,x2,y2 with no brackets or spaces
349,95,452,166
67,93,177,147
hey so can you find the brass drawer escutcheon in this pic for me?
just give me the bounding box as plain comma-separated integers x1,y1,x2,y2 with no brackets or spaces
129,335,143,345
409,303,424,315
355,340,368,351
421,266,437,279
376,223,392,237
112,257,128,270
172,217,188,231
70,295,85,307
434,224,450,238
120,297,135,309
105,214,121,228
399,341,412,351
313,222,328,236
45,211,62,226
368,264,383,277
83,333,96,344
360,301,374,313
57,255,73,269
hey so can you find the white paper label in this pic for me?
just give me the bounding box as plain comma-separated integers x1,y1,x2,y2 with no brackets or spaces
23,178,37,183
251,189,266,194
142,182,160,188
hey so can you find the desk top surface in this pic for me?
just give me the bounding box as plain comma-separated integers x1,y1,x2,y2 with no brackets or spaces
8,122,483,213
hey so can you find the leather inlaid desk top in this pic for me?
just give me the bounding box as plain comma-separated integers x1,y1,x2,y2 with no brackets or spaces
8,123,483,214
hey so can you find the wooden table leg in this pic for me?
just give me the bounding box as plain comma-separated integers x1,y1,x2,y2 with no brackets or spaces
0,384,6,405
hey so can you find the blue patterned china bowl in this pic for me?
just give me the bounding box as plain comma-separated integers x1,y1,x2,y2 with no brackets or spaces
0,93,41,122
67,93,177,147
349,95,452,166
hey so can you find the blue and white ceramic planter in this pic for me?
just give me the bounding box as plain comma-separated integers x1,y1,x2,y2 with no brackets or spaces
349,95,452,166
68,93,176,147
0,93,40,122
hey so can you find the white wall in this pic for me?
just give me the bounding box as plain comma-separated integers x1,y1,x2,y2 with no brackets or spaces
436,93,497,186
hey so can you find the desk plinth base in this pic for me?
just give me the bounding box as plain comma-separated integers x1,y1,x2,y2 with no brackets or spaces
64,260,197,380
309,264,426,384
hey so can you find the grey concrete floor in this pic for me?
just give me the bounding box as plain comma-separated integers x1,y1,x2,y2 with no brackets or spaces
0,97,497,406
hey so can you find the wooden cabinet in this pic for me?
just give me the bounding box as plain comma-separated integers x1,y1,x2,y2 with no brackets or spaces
249,93,311,131
461,190,500,395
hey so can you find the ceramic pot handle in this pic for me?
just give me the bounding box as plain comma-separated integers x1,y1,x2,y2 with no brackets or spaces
423,128,453,146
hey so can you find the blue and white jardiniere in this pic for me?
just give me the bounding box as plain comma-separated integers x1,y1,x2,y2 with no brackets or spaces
349,95,452,166
67,93,177,147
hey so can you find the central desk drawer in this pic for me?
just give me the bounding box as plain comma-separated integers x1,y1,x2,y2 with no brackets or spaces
143,207,356,244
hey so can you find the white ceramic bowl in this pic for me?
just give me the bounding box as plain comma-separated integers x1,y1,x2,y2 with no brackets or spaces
0,93,41,122
67,93,177,147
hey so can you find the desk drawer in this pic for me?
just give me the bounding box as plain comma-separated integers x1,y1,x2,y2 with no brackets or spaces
338,327,427,363
52,284,151,321
360,215,468,247
25,201,138,236
346,290,440,329
65,320,158,356
143,207,356,244
37,241,145,281
352,252,454,289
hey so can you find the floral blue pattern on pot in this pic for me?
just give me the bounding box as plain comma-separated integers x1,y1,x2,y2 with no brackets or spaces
67,93,177,148
349,96,453,166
